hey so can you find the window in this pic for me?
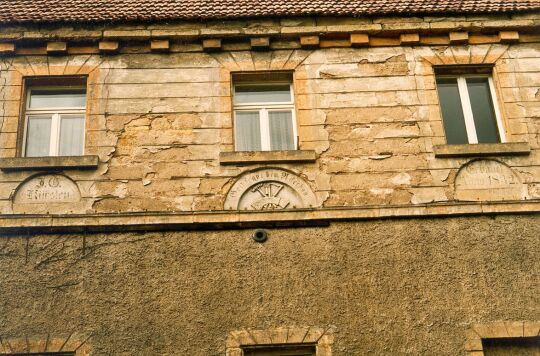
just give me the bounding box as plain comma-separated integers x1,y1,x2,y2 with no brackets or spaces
233,73,297,151
226,327,333,356
435,69,505,145
482,336,540,356
242,344,316,356
22,78,87,157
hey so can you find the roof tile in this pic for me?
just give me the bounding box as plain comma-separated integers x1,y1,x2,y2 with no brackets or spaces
0,0,539,25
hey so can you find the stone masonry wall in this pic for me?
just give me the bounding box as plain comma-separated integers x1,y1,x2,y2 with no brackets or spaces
0,15,539,216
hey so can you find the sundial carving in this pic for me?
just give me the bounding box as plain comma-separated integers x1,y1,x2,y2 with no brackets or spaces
224,169,317,210
249,182,290,210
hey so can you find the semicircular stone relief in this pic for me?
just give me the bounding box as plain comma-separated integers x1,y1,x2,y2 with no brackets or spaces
454,159,525,201
224,168,318,210
12,174,82,213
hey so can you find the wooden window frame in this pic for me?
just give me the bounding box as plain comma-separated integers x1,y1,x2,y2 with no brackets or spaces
17,76,88,157
232,72,298,152
435,74,506,144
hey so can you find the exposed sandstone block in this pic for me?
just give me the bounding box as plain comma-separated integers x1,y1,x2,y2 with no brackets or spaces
0,42,15,54
103,30,151,40
250,37,270,50
202,38,222,51
449,31,469,44
350,33,369,47
499,30,520,43
150,39,170,52
400,33,420,45
410,187,448,204
300,35,320,48
99,41,119,53
151,29,199,39
46,41,67,54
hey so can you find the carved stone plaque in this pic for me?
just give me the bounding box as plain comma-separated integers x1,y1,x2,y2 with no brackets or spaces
224,169,317,210
14,174,81,205
454,160,525,201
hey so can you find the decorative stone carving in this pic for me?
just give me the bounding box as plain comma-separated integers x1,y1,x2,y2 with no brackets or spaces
224,168,317,210
14,174,81,204
454,160,525,201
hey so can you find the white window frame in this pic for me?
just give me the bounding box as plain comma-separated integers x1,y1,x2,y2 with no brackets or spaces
22,86,87,157
438,74,506,144
233,82,298,151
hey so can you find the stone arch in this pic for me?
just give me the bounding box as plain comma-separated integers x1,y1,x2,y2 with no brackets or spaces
0,333,91,355
210,49,314,72
454,159,526,201
12,173,82,213
9,54,105,77
416,44,509,66
224,168,318,210
226,326,335,356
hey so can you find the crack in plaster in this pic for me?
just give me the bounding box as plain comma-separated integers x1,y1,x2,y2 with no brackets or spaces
0,58,14,141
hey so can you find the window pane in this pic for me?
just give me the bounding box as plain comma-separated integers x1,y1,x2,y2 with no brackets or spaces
482,336,540,356
235,111,261,151
244,345,316,356
269,110,295,150
59,115,85,156
234,84,291,104
436,78,469,144
466,77,500,143
29,89,86,108
25,115,51,157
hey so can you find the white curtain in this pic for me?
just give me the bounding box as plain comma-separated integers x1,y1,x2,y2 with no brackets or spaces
25,116,51,157
59,115,85,156
269,111,294,150
235,111,261,151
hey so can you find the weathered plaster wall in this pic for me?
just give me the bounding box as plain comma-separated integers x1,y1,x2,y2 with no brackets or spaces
0,18,539,214
0,16,538,354
0,215,538,355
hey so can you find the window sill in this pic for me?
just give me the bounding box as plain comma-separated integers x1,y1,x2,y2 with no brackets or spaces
0,155,99,171
433,142,530,158
219,150,317,165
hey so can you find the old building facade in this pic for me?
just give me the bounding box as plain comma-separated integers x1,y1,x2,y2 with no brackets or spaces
0,1,539,355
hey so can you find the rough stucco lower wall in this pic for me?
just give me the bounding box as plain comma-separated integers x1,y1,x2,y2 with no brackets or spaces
0,215,538,355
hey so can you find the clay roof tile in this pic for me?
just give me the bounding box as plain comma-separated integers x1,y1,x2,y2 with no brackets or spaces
0,0,539,24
